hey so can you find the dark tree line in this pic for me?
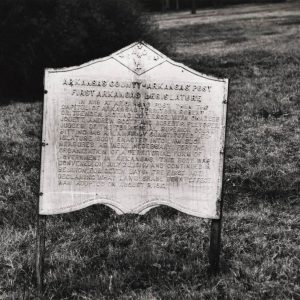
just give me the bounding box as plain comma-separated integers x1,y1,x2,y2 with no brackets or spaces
139,0,286,11
0,0,158,100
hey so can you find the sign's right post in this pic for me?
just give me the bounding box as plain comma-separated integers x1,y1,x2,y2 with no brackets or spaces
209,218,222,273
209,89,228,274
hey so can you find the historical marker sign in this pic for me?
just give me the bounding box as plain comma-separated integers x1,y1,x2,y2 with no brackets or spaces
39,42,228,218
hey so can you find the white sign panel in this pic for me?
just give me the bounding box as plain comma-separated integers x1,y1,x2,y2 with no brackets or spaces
39,42,228,218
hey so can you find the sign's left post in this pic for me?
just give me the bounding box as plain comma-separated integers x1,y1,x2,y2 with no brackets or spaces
36,214,46,297
36,73,49,297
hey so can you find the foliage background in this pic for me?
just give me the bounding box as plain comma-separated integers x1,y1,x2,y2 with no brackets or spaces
0,0,158,99
0,0,289,99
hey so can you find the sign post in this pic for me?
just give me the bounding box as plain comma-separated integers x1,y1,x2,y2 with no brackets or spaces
35,214,46,297
36,41,228,293
209,219,222,273
209,93,228,274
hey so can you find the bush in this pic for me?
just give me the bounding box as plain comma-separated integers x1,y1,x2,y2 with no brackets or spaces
0,0,158,99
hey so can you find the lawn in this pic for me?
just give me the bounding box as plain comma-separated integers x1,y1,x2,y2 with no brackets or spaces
0,2,299,299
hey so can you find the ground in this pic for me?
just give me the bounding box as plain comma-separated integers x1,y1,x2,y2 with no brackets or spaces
0,1,299,299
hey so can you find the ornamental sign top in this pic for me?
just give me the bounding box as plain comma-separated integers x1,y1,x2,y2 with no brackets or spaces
113,43,165,75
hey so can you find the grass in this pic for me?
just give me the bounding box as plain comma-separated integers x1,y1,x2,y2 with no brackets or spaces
1,2,300,299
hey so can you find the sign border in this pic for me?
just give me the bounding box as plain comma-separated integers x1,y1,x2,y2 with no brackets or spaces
39,41,228,218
